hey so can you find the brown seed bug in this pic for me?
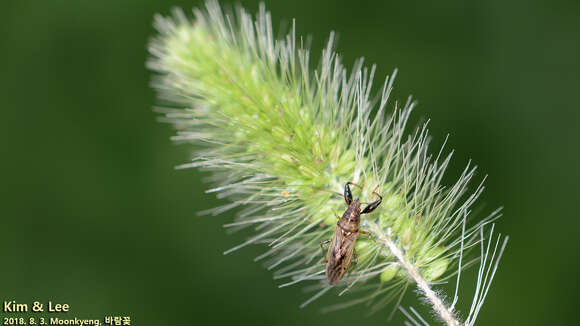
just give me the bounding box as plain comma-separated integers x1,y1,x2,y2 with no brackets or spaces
321,182,382,285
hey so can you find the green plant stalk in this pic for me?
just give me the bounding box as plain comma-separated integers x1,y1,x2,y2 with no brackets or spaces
148,1,508,325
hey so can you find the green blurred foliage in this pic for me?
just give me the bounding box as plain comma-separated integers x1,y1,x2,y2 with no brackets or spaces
0,0,578,325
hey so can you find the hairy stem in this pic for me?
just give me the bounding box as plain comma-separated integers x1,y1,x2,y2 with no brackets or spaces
369,222,461,326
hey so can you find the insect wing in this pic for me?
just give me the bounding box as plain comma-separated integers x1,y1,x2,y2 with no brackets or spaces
326,227,357,285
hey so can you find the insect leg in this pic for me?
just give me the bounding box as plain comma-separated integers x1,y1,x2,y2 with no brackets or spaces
320,239,331,262
347,181,364,188
359,230,376,242
312,186,346,200
344,182,354,205
361,191,383,214
352,248,358,266
344,249,358,279
328,190,346,199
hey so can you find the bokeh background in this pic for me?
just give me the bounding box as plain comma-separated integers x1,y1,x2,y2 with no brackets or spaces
1,0,579,325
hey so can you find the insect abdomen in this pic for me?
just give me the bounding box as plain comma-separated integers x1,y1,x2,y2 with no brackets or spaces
325,227,358,285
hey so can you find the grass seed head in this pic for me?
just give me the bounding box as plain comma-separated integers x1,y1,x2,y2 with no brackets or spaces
148,1,507,324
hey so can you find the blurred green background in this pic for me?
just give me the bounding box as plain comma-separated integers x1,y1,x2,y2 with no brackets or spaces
1,0,579,325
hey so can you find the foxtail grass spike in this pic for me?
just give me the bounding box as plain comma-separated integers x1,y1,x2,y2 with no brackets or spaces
148,1,508,325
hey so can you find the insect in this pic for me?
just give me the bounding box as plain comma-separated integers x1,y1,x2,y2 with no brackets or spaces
322,182,382,285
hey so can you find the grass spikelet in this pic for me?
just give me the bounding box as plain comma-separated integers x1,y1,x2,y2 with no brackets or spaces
147,1,508,325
